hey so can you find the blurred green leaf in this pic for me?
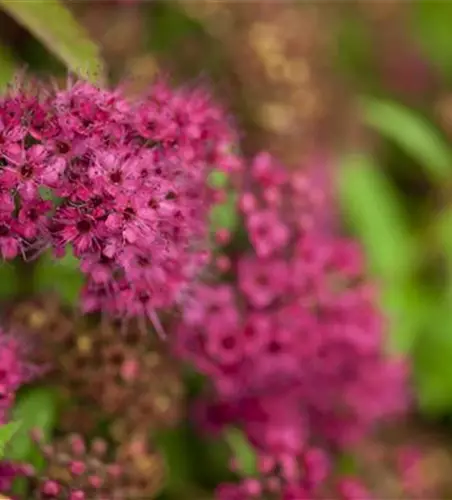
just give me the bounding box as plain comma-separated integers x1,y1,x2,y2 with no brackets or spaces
336,13,375,84
208,170,229,189
0,0,104,82
434,206,452,307
380,282,430,354
0,264,18,299
154,426,197,492
361,97,452,182
436,206,452,262
413,304,452,416
338,154,417,281
411,1,452,81
225,427,258,477
34,248,84,306
336,452,357,476
7,386,58,467
0,421,21,458
0,43,15,90
210,192,238,234
147,1,205,53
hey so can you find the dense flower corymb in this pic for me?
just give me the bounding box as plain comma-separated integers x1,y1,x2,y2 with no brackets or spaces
0,76,241,326
175,153,409,499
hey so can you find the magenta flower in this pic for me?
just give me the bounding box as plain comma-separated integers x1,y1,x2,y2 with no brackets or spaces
0,328,39,424
0,75,241,330
0,327,39,496
175,153,408,499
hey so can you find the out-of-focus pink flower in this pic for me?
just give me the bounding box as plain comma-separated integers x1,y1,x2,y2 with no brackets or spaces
175,153,408,499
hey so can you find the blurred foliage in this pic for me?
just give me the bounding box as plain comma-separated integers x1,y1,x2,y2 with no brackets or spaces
7,386,59,468
0,422,21,459
0,0,104,82
34,249,84,307
362,97,452,183
411,0,452,82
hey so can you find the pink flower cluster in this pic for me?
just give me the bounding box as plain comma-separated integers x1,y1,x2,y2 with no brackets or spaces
0,327,39,424
32,433,120,500
0,327,39,494
175,153,408,499
0,77,240,324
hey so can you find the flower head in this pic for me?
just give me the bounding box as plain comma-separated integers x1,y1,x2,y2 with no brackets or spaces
175,153,408,499
0,75,241,327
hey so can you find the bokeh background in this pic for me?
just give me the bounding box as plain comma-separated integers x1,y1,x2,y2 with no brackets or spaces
3,1,452,498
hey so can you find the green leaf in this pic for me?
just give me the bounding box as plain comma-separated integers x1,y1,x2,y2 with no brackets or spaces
6,386,58,467
146,1,205,53
208,170,229,189
210,192,238,234
0,263,19,299
34,249,84,306
0,421,21,458
154,426,197,492
411,1,452,81
0,43,16,90
336,452,358,476
361,97,452,183
434,207,452,305
380,282,429,354
413,304,452,416
335,13,374,83
436,206,452,263
225,427,258,477
0,0,104,82
338,154,417,281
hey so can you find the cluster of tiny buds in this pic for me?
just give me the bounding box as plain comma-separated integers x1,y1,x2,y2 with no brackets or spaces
0,75,241,330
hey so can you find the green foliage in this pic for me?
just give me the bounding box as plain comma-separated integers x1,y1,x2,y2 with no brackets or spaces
155,426,194,493
411,0,452,81
0,0,104,82
335,13,375,87
0,264,19,299
338,155,426,354
7,386,59,468
380,282,429,354
210,191,238,234
34,248,84,306
5,387,59,497
208,170,229,190
338,154,417,282
0,421,21,459
225,427,258,477
147,1,205,53
361,97,452,183
413,303,452,416
209,171,239,234
0,43,15,90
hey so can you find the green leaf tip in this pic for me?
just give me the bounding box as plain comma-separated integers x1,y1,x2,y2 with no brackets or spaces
0,421,21,458
0,0,105,84
361,97,452,182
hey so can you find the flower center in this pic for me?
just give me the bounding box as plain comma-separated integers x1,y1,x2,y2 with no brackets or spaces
123,207,135,221
76,219,92,233
0,223,10,236
20,164,33,179
110,170,122,184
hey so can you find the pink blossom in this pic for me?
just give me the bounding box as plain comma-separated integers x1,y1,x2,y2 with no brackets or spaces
246,209,289,258
175,153,408,500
